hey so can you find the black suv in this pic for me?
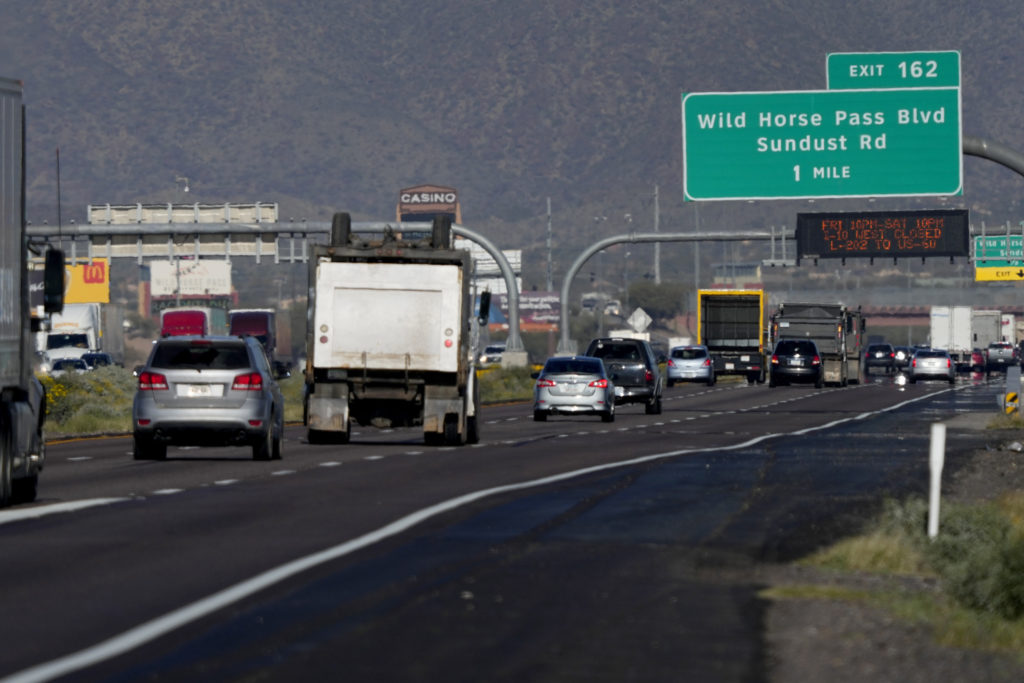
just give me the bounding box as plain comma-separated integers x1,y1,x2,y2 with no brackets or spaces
864,343,896,375
584,337,663,414
769,338,824,388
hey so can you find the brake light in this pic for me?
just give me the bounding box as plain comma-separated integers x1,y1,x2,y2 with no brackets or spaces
703,358,711,367
138,371,168,391
947,358,952,368
232,372,263,391
812,356,821,366
589,379,609,388
667,359,675,367
644,369,654,382
912,358,917,368
536,378,557,388
771,354,779,364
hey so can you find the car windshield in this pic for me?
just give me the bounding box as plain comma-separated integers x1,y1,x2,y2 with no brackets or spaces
590,344,640,361
671,348,706,360
775,340,815,355
543,359,602,375
151,342,249,370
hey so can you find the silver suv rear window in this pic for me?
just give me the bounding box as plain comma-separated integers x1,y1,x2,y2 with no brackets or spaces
151,341,249,370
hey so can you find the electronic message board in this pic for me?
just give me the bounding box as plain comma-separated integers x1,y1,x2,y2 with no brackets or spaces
796,209,969,262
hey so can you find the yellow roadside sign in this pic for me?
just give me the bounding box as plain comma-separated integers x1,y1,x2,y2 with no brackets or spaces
975,266,1024,282
1006,392,1019,415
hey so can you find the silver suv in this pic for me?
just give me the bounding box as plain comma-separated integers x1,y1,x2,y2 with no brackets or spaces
132,336,285,461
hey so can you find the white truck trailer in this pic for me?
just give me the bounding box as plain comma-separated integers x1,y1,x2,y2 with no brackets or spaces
0,77,64,504
929,305,972,369
304,213,489,446
44,302,101,362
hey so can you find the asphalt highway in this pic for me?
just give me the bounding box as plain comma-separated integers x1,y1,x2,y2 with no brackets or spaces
0,373,1002,682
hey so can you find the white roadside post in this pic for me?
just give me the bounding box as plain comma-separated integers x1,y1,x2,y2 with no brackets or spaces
928,422,947,539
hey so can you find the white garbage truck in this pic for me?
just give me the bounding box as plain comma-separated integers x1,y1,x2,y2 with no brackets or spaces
1,77,64,504
304,213,489,446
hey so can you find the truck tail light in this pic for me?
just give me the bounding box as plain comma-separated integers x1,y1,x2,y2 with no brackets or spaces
138,371,168,391
232,372,264,391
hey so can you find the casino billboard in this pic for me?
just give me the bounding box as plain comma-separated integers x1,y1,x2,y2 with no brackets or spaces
396,184,462,224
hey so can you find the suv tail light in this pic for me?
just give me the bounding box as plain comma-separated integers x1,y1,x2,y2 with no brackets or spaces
771,354,779,365
644,369,654,382
138,371,168,391
812,356,821,366
232,372,264,391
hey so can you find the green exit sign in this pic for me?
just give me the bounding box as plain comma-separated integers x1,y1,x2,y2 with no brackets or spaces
681,87,962,201
827,51,961,89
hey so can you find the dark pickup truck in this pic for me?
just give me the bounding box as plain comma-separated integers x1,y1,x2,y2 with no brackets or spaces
985,341,1019,374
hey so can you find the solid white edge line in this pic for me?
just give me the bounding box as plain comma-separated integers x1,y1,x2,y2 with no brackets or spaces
1,386,956,683
0,498,130,526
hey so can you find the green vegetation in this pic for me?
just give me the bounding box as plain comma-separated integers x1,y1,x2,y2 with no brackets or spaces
768,494,1024,654
477,366,535,404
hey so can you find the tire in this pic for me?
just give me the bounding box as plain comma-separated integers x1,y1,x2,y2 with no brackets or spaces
645,395,662,415
12,475,38,504
0,414,12,507
815,372,824,389
466,416,480,444
443,415,462,446
666,378,675,388
533,410,547,422
330,212,352,247
707,373,716,387
601,407,615,423
769,374,777,388
133,433,166,460
431,215,452,248
271,424,283,460
746,373,757,384
253,428,273,461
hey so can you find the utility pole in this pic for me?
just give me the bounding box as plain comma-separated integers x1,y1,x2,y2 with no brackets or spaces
545,197,553,291
653,184,661,284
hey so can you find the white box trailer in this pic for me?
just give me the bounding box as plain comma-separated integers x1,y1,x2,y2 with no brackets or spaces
304,213,486,446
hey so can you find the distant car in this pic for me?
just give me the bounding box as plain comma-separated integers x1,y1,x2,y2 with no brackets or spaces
50,358,89,375
132,335,286,461
666,345,715,387
584,337,663,414
909,348,955,384
81,352,115,369
984,341,1018,374
864,343,896,375
532,355,614,422
769,339,824,388
478,343,506,367
893,346,913,370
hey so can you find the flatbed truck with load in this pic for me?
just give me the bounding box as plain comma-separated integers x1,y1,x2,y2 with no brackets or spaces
304,212,489,446
697,289,766,384
1,77,64,504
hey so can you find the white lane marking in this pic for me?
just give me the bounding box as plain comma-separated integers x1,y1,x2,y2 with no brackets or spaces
319,461,342,467
67,457,92,462
3,386,953,683
271,470,295,477
152,489,182,496
364,455,384,461
0,498,129,526
214,480,239,486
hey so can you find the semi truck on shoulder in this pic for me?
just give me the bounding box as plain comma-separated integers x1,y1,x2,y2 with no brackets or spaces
696,289,766,384
304,212,489,446
770,302,863,386
160,306,212,337
1,77,64,505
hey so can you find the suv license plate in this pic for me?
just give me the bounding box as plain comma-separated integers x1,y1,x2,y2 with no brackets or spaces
181,384,215,397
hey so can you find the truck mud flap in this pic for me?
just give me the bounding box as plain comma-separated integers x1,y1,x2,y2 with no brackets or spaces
307,384,350,432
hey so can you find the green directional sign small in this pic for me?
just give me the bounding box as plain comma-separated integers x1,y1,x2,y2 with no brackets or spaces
681,87,962,201
975,235,1024,265
828,51,961,89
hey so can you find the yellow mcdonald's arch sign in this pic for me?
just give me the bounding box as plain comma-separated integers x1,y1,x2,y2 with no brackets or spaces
65,259,110,304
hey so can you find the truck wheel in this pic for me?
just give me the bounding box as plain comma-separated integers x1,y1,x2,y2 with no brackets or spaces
431,215,452,248
443,414,463,446
331,212,352,247
0,413,12,507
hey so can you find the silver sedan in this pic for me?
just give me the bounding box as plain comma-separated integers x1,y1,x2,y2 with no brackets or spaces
666,345,715,386
533,355,615,422
908,348,955,384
